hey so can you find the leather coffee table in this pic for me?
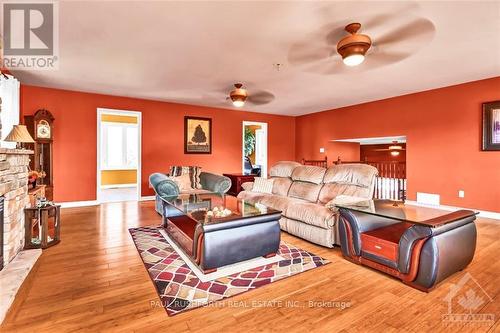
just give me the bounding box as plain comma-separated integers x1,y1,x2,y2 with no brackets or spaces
160,193,281,273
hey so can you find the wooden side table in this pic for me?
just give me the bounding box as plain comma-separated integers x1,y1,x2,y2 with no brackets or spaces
28,185,46,208
223,173,256,196
24,205,61,249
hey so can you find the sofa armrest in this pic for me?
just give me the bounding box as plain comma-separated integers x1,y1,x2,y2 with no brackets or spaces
200,172,231,194
149,173,180,197
241,182,254,191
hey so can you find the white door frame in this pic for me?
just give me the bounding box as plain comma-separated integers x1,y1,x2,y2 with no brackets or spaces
242,121,268,177
96,108,142,203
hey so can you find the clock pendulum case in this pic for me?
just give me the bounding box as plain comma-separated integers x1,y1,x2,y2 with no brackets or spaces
24,109,55,200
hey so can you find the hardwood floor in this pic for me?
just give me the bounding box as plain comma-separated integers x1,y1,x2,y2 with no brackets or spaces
1,201,499,332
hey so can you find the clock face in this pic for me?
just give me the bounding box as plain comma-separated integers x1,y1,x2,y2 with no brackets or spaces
37,120,51,139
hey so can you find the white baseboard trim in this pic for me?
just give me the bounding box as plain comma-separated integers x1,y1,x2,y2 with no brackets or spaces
58,197,154,207
58,200,99,208
405,200,500,220
100,184,136,189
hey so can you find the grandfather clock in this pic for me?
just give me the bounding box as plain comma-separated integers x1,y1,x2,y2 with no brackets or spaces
24,109,54,200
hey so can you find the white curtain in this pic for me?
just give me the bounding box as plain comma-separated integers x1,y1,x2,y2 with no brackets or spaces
0,74,21,149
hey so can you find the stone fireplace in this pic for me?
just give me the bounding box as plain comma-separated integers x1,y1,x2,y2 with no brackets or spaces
0,148,41,324
0,148,32,269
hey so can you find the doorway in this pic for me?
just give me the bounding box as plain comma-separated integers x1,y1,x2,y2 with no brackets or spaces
242,121,268,177
331,135,407,200
97,108,141,203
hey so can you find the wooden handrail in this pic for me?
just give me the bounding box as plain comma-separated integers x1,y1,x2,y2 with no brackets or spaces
302,156,328,168
336,159,407,201
335,160,406,179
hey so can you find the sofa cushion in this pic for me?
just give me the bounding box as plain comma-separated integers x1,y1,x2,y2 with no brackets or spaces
271,177,292,196
288,182,323,203
285,202,336,229
269,161,301,178
237,191,272,204
323,164,378,187
318,182,372,204
241,181,254,191
252,177,274,194
291,165,326,184
259,195,302,212
280,217,336,248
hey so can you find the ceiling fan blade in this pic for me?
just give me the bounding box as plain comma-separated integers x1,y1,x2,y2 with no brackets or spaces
365,51,411,67
248,91,275,105
363,2,419,30
288,42,331,65
288,22,345,65
304,55,355,75
375,18,435,47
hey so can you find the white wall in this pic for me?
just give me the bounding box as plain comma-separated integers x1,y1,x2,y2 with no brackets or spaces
0,75,21,149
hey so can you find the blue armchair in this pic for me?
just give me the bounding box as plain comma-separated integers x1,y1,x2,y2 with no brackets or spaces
149,171,231,214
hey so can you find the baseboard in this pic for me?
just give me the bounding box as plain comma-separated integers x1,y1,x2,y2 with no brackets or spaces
58,200,99,208
58,197,154,207
100,184,136,189
405,200,500,220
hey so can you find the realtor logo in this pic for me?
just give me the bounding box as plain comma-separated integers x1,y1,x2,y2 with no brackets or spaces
442,272,495,326
1,1,59,69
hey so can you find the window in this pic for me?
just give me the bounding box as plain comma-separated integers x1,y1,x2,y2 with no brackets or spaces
100,121,138,170
0,75,20,149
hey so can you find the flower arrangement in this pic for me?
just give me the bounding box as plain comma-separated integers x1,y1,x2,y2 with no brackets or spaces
28,170,46,189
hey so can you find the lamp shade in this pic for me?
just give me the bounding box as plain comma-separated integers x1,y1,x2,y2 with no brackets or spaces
4,125,35,143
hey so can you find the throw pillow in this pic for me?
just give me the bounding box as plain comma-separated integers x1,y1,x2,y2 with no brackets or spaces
170,166,202,189
171,173,193,192
252,177,274,194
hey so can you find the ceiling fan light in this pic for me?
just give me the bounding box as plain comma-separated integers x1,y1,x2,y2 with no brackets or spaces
343,54,365,66
229,83,248,107
391,151,400,156
337,24,371,67
389,145,402,150
232,100,245,107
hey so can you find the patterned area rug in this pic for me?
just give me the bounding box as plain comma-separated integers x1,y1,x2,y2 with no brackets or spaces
129,226,330,316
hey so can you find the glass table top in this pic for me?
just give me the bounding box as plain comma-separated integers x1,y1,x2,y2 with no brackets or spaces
161,193,280,225
335,199,477,226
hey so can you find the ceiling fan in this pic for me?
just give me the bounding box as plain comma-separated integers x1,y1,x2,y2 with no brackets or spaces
163,83,275,109
287,11,435,74
227,83,275,108
374,141,406,156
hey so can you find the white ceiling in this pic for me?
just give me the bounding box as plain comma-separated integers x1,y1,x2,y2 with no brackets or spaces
11,1,500,116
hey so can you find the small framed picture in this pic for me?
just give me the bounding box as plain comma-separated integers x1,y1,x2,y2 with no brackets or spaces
482,101,500,151
184,116,212,154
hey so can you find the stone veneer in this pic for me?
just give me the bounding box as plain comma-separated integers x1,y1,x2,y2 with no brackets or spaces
0,148,33,267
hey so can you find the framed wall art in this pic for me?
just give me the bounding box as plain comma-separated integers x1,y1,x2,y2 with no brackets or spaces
482,101,500,151
184,116,212,154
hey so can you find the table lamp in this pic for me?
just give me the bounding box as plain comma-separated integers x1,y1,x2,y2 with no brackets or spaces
4,125,35,148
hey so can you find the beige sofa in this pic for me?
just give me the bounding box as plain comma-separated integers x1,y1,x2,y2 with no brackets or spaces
237,161,378,247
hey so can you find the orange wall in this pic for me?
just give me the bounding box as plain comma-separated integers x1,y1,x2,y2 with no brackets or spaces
296,77,500,212
20,85,296,202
